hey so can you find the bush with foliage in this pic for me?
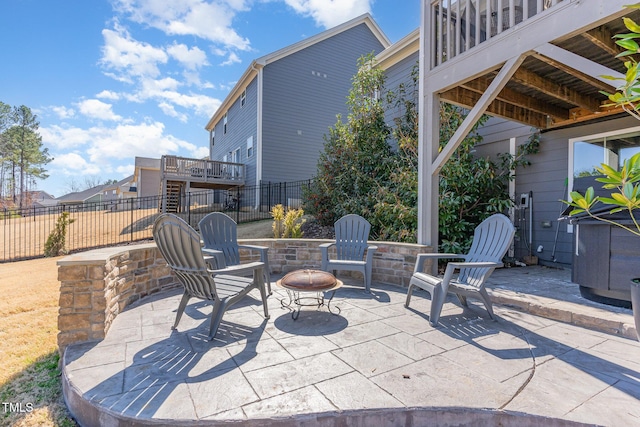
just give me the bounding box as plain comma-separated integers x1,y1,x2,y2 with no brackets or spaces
271,204,305,238
305,57,540,252
304,53,394,227
44,212,75,257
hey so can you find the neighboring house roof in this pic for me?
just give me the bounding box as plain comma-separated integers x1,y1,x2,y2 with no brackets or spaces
376,28,419,71
103,175,135,192
56,185,107,204
204,13,391,131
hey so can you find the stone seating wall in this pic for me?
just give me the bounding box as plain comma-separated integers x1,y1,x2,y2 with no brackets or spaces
57,239,431,354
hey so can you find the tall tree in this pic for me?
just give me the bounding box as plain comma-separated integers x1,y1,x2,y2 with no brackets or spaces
1,105,52,207
0,102,11,200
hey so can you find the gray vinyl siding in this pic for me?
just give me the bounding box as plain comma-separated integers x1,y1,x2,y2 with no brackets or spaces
476,114,639,268
139,169,160,199
260,23,386,183
383,53,419,150
210,78,259,187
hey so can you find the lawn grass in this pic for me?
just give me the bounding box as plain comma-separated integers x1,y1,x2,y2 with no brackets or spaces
0,257,77,426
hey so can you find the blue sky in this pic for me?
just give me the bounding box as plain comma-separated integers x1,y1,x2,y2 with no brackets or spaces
0,0,419,197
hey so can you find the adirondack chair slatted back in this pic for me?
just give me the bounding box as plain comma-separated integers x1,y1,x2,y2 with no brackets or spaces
199,212,241,266
334,214,371,261
458,214,515,288
153,214,217,301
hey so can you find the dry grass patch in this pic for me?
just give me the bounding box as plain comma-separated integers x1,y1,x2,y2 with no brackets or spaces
0,257,76,426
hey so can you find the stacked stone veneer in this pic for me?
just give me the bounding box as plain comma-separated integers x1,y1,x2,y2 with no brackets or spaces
57,243,176,354
57,239,432,354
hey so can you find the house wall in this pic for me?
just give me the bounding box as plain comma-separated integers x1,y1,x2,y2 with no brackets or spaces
139,168,160,199
476,114,640,268
260,23,386,183
383,52,419,141
210,78,259,188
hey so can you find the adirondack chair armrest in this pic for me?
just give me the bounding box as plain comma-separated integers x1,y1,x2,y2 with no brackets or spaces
238,244,269,263
209,261,264,277
319,242,335,258
202,249,225,269
238,244,268,252
414,253,465,274
447,261,503,269
365,245,378,262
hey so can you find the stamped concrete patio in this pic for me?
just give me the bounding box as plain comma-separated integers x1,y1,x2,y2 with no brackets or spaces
62,266,640,427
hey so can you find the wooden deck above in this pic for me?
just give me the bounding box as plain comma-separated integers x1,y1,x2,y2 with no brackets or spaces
428,0,636,129
161,155,245,190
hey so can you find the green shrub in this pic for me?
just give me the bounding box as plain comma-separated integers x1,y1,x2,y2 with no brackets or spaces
44,212,75,257
271,204,305,238
306,57,540,252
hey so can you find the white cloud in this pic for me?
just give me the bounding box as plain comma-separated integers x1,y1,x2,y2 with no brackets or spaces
96,90,121,100
42,121,204,164
51,106,75,119
113,0,251,50
51,152,103,176
283,0,372,28
167,42,208,69
77,99,123,121
116,163,135,176
41,125,93,149
101,23,168,80
158,102,188,122
220,52,241,66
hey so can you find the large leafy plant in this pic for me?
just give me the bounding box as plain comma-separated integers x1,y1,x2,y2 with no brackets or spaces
563,152,640,237
566,5,640,235
601,5,640,119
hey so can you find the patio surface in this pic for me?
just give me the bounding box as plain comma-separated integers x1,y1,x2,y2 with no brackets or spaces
62,266,640,426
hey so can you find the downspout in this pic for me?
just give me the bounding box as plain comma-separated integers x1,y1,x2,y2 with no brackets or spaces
508,137,516,258
254,62,263,209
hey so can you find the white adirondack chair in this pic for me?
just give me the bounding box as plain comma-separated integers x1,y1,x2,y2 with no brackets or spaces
153,213,269,340
198,212,272,294
320,214,378,292
405,213,515,326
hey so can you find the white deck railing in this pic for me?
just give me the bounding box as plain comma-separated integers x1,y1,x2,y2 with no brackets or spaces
161,155,245,184
431,0,564,67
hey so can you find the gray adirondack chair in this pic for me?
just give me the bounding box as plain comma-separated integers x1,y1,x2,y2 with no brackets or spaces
198,212,272,294
153,213,269,340
320,214,378,292
405,213,515,326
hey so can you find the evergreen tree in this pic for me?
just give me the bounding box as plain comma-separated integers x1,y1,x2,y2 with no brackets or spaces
0,104,52,207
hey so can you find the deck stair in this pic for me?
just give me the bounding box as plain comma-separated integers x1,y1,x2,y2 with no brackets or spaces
164,181,183,213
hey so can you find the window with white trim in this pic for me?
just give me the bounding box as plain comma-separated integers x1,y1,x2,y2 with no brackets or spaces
241,90,246,107
247,136,254,158
568,126,640,231
223,113,228,134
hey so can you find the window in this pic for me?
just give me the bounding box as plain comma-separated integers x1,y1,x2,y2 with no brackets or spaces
230,148,241,178
568,126,640,232
232,147,240,164
223,113,228,134
247,136,254,157
241,90,246,107
571,130,640,180
211,129,215,147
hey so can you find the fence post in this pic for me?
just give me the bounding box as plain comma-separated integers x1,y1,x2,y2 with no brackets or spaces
235,188,240,223
187,192,191,225
284,182,288,208
130,198,134,242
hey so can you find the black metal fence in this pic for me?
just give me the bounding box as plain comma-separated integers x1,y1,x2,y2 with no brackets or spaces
0,180,312,263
